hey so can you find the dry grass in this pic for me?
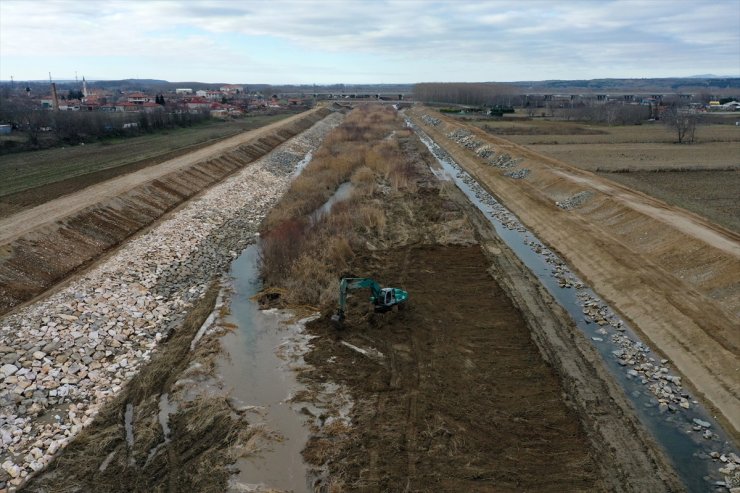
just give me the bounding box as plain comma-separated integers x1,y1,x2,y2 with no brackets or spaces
350,166,376,195
357,205,387,235
260,104,414,309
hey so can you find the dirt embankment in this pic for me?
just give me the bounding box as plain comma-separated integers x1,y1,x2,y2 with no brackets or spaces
409,107,740,440
0,108,331,317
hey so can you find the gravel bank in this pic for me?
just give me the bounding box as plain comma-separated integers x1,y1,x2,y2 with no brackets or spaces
0,112,344,489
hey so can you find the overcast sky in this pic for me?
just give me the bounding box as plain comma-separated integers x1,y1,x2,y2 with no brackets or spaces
1,0,738,84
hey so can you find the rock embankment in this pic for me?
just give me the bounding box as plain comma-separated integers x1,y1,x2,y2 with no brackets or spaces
0,112,344,489
0,109,331,317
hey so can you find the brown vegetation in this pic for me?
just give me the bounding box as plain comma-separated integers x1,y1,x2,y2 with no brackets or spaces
261,104,679,491
260,105,415,307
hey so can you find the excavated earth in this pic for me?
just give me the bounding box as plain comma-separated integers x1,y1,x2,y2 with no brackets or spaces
408,107,740,441
0,108,331,317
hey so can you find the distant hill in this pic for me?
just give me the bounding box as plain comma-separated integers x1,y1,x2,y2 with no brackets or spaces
509,77,740,93
688,74,738,78
3,77,739,96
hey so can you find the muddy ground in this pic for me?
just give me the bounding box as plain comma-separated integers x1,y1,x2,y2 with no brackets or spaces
9,105,687,492
19,283,252,493
302,246,601,492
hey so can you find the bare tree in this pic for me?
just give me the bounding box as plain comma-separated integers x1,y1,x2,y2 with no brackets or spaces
663,105,698,143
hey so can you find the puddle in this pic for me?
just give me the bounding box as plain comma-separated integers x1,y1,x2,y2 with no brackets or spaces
157,393,175,442
124,403,134,449
310,181,354,225
217,245,312,492
407,117,739,492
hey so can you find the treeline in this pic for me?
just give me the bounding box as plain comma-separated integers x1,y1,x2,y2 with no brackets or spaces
413,82,517,106
544,103,651,125
0,99,211,151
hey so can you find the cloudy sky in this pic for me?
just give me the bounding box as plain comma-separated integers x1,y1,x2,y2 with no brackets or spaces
1,0,738,84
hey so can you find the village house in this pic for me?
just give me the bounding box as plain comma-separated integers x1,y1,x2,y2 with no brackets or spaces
185,97,211,112
195,90,223,101
126,92,151,104
219,85,244,94
115,101,141,112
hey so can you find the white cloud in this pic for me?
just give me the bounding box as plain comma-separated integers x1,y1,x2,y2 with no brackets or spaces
0,0,737,82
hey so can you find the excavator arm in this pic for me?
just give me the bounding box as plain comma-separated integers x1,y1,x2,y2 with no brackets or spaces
337,278,382,316
332,277,408,325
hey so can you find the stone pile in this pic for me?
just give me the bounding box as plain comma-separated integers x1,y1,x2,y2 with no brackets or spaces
442,123,525,174
446,128,483,150
446,128,472,141
420,114,441,126
475,146,495,159
487,153,519,169
0,112,344,489
557,191,594,210
504,168,530,180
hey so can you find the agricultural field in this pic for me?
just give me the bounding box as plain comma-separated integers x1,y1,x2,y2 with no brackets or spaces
604,170,740,233
0,113,294,217
461,115,740,232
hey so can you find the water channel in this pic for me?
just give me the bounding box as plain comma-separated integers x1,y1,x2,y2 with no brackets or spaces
215,173,356,491
217,245,312,492
407,116,738,492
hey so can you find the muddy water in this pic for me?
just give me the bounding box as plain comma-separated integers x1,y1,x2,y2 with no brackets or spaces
217,245,312,492
408,118,739,492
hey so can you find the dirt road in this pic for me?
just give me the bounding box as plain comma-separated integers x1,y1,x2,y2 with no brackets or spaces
549,169,740,257
410,107,740,440
0,109,320,245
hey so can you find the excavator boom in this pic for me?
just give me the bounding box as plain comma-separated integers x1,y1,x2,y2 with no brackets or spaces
332,277,408,325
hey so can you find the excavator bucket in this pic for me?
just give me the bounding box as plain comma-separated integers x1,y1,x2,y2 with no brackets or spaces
331,310,345,327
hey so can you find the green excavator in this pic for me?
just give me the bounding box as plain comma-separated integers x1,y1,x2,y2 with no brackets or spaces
331,277,409,324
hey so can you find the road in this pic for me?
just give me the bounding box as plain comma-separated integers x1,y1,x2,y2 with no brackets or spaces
0,109,321,245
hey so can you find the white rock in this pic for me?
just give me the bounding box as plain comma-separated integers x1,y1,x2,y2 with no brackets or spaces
1,363,19,377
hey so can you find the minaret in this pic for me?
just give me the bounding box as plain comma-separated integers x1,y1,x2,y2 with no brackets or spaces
82,76,88,99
